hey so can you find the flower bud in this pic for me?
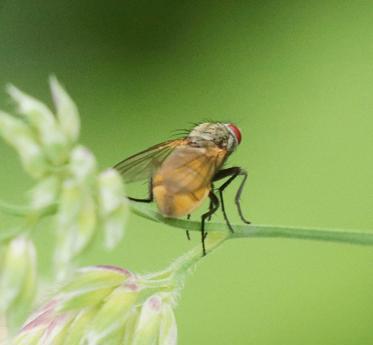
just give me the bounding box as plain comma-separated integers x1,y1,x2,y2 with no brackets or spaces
102,205,128,249
38,313,74,345
55,179,97,274
57,266,131,312
122,309,140,345
97,169,128,249
0,111,48,178
84,282,140,344
63,265,131,292
159,303,177,345
7,84,69,165
30,175,60,211
14,300,64,345
14,265,178,345
49,76,80,144
131,294,163,345
58,307,98,345
131,293,177,345
98,169,125,215
69,146,97,182
14,266,131,344
0,236,37,330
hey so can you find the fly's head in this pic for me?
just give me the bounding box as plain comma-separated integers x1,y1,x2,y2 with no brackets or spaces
188,122,242,152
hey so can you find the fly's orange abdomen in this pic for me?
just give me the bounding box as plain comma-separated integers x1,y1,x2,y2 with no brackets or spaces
151,145,218,217
153,183,210,217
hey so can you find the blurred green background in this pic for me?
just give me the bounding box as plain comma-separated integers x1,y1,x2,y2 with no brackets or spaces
1,1,373,344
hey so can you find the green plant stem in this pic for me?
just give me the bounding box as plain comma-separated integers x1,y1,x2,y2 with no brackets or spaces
169,231,228,276
0,200,58,240
146,231,228,289
0,200,31,217
130,202,373,247
0,199,58,218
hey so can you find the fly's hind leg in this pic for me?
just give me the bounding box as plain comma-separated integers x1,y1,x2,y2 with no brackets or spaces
127,178,153,203
207,183,215,221
213,167,251,233
200,191,219,256
185,182,215,242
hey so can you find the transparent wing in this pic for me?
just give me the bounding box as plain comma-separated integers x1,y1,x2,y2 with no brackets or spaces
113,139,185,183
154,145,227,192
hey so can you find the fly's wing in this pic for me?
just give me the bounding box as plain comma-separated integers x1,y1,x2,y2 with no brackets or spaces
154,145,228,192
113,139,186,183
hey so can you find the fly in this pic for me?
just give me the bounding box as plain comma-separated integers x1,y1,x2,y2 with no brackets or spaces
114,122,250,255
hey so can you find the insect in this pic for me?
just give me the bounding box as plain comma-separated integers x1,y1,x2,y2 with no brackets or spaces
114,122,250,255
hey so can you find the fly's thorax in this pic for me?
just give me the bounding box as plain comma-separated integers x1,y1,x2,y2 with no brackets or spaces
188,122,239,152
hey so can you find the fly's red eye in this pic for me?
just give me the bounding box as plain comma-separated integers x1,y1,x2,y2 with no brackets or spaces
227,123,242,144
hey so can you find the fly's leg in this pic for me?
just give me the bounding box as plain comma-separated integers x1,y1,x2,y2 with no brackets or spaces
213,167,251,232
186,214,191,240
127,178,153,203
127,196,153,202
200,191,219,256
234,170,251,224
207,183,215,221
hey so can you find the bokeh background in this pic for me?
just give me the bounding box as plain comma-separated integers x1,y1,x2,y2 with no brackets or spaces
1,1,373,344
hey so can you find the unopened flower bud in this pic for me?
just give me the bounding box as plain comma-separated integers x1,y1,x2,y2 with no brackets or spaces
131,293,177,345
102,205,128,249
0,111,48,178
69,146,97,182
49,76,80,144
14,266,131,344
98,169,125,215
0,236,37,330
30,175,60,211
85,282,140,344
97,169,128,249
7,84,69,165
159,302,177,345
59,307,98,344
55,179,97,274
131,294,163,345
14,265,179,345
57,266,131,312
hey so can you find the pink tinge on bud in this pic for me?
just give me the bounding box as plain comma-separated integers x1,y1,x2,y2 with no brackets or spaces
125,281,140,292
149,296,162,311
21,300,58,332
95,265,132,276
227,123,242,144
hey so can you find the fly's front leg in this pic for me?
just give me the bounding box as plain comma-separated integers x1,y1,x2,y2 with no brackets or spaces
127,178,153,203
200,191,219,256
213,167,251,232
234,169,251,224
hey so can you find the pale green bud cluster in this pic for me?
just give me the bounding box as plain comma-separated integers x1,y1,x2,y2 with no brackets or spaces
0,78,128,266
0,236,37,329
54,150,128,275
0,79,129,329
0,77,79,178
97,170,128,250
0,77,128,238
13,265,178,345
